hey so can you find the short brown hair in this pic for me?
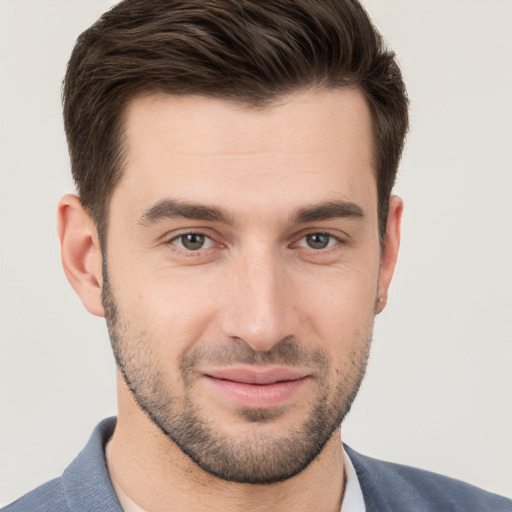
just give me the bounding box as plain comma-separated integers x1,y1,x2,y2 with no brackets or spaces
63,0,408,242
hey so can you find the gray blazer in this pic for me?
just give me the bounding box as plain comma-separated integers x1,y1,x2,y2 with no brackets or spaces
3,417,511,511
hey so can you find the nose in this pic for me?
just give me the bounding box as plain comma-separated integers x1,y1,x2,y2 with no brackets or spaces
219,242,297,353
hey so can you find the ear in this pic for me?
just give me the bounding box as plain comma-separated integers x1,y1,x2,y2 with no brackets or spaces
57,194,105,317
375,196,403,314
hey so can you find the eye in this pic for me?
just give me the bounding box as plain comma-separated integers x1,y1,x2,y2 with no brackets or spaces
170,233,216,251
297,233,338,250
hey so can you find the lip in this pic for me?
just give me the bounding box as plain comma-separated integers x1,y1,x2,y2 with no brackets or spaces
202,367,311,409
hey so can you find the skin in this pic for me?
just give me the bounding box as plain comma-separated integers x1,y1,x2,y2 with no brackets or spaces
58,88,402,512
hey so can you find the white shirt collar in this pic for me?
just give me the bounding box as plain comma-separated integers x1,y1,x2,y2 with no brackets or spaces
341,447,366,512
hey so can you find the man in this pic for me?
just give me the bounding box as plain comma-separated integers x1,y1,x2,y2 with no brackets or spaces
3,0,510,510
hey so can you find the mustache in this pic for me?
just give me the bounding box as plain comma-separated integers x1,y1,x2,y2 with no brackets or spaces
180,336,331,374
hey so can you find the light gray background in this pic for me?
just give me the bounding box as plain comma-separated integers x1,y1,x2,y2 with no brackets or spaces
1,0,511,505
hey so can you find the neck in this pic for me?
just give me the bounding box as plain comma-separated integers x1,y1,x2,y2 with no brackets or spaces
110,380,345,512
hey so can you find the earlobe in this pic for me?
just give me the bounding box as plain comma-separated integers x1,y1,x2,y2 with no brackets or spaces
57,194,105,317
376,196,403,314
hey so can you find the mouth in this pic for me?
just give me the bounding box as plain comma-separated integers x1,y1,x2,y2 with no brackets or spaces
201,367,311,409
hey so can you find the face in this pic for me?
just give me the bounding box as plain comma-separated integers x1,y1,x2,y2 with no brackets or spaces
101,89,395,484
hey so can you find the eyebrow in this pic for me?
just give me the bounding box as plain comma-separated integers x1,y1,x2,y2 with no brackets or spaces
292,200,365,224
138,198,364,227
138,199,234,226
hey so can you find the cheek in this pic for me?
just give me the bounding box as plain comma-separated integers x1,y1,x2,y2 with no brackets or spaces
296,265,378,351
112,265,222,356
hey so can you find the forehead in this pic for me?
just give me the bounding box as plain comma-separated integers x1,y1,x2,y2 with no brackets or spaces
114,88,376,217
123,88,373,159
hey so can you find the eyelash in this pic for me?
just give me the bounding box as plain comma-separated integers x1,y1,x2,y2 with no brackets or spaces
167,231,344,253
168,232,218,252
293,232,341,251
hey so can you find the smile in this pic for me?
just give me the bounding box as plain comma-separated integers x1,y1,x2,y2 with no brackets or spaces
202,367,311,409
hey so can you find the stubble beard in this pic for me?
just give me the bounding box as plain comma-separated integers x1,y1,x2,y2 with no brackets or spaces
102,275,372,484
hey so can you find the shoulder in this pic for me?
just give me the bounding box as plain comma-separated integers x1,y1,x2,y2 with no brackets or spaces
345,445,512,512
2,418,121,512
1,479,67,512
